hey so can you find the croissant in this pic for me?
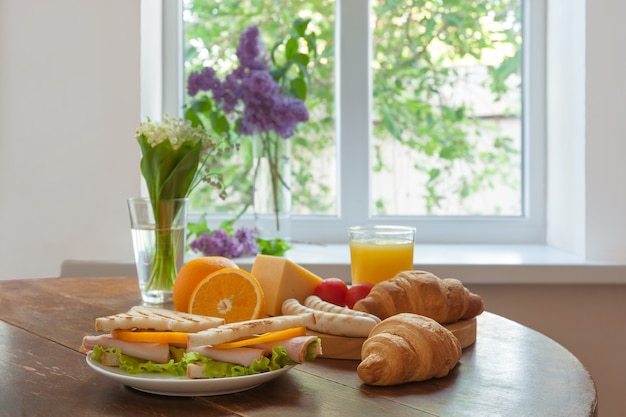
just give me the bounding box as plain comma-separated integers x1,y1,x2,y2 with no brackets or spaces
357,313,462,386
353,270,484,324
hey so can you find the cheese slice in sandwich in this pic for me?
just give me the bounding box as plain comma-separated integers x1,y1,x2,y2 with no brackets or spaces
187,313,313,347
95,305,225,333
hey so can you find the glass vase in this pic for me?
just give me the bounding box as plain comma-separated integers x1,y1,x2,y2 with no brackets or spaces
127,198,188,305
252,133,292,240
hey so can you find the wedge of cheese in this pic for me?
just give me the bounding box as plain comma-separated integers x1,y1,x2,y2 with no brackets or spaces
251,255,323,316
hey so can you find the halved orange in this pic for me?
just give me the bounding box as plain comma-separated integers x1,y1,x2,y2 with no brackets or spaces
188,267,265,323
173,256,239,312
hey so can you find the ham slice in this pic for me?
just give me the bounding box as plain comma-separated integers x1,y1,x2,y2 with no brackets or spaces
81,334,170,364
81,333,321,370
250,335,322,363
186,345,265,367
186,362,208,379
187,335,321,367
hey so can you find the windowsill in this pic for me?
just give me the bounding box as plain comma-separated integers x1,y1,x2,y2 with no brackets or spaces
235,243,626,285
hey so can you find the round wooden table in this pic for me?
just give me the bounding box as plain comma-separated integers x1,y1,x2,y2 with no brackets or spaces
0,277,597,416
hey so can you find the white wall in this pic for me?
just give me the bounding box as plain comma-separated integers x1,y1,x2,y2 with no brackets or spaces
584,0,626,261
0,0,140,279
546,0,626,262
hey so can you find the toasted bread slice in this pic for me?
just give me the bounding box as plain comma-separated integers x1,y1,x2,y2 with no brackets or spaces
95,306,225,333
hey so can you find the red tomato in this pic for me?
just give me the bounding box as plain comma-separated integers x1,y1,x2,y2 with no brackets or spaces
345,282,374,309
313,278,349,306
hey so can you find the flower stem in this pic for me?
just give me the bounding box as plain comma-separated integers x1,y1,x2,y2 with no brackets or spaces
257,132,290,231
145,200,184,292
268,133,281,231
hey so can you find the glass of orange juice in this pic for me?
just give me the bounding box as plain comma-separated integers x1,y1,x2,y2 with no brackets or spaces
348,225,416,285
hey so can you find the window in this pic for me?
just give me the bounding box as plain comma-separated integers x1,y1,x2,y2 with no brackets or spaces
159,0,545,244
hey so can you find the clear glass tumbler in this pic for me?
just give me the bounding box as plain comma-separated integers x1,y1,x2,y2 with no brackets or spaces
127,197,188,305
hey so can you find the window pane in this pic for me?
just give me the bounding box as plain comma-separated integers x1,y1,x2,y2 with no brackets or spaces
370,0,522,216
182,0,337,217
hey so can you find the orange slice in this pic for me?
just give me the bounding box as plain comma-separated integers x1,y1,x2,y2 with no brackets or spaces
188,267,265,323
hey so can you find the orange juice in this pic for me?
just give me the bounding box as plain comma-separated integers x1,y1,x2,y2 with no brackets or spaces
349,237,415,285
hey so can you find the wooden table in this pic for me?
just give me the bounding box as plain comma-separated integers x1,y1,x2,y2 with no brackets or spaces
0,277,597,417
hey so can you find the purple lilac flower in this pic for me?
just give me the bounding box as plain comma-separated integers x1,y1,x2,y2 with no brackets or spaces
220,73,243,113
235,227,260,256
187,67,219,97
186,25,309,140
189,227,260,258
223,237,244,258
272,96,309,138
247,71,279,96
189,233,221,256
238,83,309,138
212,229,229,242
236,26,267,71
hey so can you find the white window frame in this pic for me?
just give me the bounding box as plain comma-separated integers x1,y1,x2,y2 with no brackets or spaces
146,0,547,245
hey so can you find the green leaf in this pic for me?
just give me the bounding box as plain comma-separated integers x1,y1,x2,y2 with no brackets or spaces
138,132,205,201
257,238,291,256
187,214,210,240
184,107,204,129
291,53,310,67
137,136,172,201
382,109,402,140
427,168,441,183
304,35,318,59
285,37,298,59
185,96,214,129
211,111,230,136
191,96,213,113
269,67,286,82
159,141,204,199
292,18,310,36
290,77,307,101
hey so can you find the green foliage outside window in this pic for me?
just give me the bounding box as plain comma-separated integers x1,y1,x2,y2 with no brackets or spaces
183,0,521,218
371,0,521,215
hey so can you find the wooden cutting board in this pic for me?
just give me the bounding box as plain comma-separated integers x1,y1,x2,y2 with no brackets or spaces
308,317,477,360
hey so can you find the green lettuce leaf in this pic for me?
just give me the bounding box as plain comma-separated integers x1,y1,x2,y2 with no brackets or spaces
91,345,300,378
305,339,321,361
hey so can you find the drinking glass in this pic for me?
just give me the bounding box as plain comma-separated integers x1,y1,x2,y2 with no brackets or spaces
127,197,188,305
348,225,416,285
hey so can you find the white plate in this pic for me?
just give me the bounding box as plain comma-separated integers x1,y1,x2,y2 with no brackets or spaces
86,352,294,396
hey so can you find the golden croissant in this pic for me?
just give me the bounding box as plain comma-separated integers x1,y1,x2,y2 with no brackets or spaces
357,313,462,386
353,270,484,324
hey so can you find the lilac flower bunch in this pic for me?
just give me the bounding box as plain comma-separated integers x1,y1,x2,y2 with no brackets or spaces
187,26,309,139
189,227,260,258
185,20,316,234
187,217,291,258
